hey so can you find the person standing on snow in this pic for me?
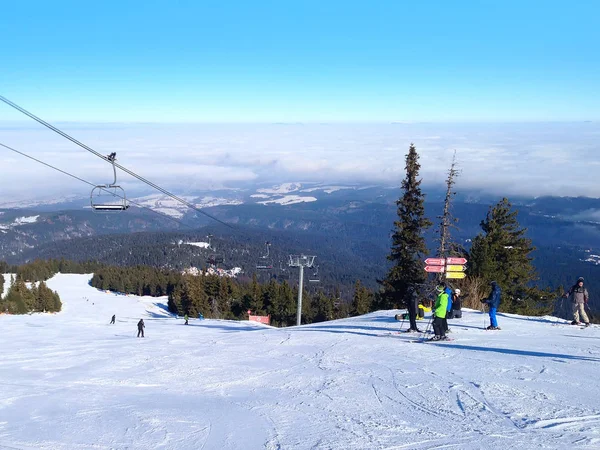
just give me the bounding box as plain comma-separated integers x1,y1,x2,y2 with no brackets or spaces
443,284,453,333
137,319,145,337
184,314,189,325
431,284,449,340
405,284,421,333
449,289,462,319
482,281,501,330
110,314,116,324
564,277,590,326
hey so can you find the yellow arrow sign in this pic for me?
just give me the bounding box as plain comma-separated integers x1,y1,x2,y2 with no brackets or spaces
446,265,466,272
445,272,467,279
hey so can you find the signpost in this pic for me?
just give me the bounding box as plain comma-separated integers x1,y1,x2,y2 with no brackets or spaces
425,258,446,266
423,256,468,279
445,272,467,279
446,257,467,265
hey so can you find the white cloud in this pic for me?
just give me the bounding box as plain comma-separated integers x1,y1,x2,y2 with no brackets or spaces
1,121,600,201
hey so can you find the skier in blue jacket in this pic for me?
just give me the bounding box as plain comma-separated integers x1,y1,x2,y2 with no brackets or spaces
482,281,501,330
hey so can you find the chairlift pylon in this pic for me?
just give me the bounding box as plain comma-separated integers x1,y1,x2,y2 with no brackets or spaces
90,152,129,212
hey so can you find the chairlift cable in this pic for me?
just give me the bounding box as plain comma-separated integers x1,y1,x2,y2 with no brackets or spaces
0,142,195,230
0,95,233,229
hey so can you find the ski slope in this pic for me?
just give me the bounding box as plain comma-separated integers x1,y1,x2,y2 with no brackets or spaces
1,274,600,449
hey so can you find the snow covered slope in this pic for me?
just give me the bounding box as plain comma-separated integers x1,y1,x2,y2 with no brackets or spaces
1,274,600,449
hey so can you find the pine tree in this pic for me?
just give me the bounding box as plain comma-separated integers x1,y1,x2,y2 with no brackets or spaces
469,198,552,314
381,143,432,308
351,280,372,316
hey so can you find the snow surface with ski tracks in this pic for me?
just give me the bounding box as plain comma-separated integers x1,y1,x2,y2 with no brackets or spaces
1,274,600,449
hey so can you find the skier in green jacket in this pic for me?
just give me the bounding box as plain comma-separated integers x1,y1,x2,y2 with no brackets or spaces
184,314,189,325
432,284,449,341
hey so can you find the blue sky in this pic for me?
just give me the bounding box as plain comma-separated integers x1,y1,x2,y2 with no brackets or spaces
1,0,598,122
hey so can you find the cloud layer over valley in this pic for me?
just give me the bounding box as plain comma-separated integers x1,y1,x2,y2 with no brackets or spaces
1,121,599,203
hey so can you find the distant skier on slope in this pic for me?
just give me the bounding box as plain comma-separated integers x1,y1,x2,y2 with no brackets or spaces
110,314,116,324
448,289,462,319
564,277,590,326
481,281,501,330
404,284,421,333
184,314,189,325
431,284,449,340
137,319,145,337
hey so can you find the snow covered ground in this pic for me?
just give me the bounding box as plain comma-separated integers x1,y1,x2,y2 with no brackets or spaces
1,274,600,449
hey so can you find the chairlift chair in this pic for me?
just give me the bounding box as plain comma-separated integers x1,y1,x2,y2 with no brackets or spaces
206,234,224,265
256,241,274,270
308,265,320,283
277,260,290,280
90,152,129,212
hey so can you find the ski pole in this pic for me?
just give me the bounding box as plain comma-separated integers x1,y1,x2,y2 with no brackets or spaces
424,314,433,335
585,303,594,321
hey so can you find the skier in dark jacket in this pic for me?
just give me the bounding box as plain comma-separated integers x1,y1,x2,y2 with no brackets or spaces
110,314,116,324
449,289,462,319
137,319,145,337
405,284,421,332
482,281,501,330
564,277,590,326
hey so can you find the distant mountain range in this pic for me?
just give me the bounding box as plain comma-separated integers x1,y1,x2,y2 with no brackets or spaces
2,183,600,299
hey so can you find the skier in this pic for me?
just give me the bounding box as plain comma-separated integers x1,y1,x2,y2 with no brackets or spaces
137,319,145,337
448,289,462,319
184,313,189,325
481,281,501,330
564,277,590,326
404,284,421,332
110,314,116,324
431,284,449,340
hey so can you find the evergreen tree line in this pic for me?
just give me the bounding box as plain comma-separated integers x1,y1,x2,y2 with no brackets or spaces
0,276,62,314
168,273,351,327
88,264,352,327
1,259,105,283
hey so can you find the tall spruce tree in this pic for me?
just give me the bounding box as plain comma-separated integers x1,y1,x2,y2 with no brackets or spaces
381,143,432,309
469,198,551,314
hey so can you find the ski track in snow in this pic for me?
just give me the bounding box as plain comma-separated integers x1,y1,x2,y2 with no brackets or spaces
1,275,600,449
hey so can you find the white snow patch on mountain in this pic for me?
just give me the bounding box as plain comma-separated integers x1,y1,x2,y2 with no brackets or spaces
250,194,270,198
131,194,243,218
184,241,210,249
0,215,40,229
257,182,302,195
1,273,600,449
258,195,317,205
300,185,353,194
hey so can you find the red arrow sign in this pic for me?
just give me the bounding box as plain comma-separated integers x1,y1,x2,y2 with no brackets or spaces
425,258,445,266
425,265,445,273
446,257,467,265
